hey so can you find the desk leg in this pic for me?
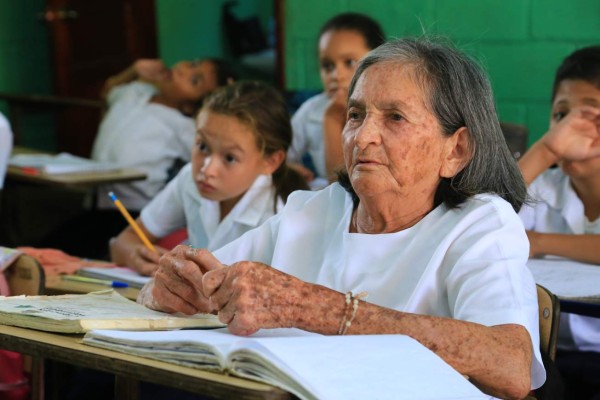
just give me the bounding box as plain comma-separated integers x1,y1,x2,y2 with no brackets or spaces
115,375,139,400
30,356,44,400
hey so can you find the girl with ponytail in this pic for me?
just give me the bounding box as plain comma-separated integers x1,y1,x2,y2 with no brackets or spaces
110,81,309,275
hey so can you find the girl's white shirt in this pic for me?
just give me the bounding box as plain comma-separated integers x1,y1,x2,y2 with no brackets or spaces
141,163,283,250
92,81,195,211
288,92,329,182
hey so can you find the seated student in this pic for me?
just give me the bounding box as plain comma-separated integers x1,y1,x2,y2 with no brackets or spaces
93,57,235,211
0,112,12,190
37,58,234,260
288,12,385,187
517,45,600,397
110,81,309,276
140,38,545,399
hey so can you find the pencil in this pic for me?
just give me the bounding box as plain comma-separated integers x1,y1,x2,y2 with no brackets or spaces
62,274,129,288
108,191,157,253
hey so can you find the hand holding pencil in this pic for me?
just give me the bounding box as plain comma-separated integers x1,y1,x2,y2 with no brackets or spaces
109,192,157,253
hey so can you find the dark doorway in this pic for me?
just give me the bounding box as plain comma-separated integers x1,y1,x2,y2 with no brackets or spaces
41,0,157,156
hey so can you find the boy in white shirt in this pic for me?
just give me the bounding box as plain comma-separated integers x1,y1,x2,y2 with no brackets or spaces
518,45,600,398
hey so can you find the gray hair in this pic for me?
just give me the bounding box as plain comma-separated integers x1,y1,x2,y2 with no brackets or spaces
339,37,526,212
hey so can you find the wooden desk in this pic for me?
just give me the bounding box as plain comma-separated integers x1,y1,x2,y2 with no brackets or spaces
0,325,291,400
44,275,140,301
1,147,146,246
7,166,147,189
7,146,146,189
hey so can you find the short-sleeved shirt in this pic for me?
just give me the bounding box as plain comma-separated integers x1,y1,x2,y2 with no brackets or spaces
0,113,13,189
140,163,283,250
519,168,600,352
288,92,329,181
92,81,196,211
215,183,545,390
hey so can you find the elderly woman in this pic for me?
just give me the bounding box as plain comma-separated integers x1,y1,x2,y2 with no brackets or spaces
139,38,545,399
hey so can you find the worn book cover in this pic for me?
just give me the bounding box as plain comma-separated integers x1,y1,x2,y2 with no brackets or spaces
0,290,224,333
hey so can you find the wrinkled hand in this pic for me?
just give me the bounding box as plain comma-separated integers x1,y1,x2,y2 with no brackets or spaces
130,244,168,277
134,59,169,83
137,245,224,314
202,262,307,336
542,106,600,162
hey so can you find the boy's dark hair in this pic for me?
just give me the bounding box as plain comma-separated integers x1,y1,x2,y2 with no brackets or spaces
552,46,600,101
319,12,385,50
202,80,309,205
205,58,236,86
185,58,236,117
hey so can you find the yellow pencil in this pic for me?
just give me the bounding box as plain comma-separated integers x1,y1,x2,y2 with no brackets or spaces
108,191,157,253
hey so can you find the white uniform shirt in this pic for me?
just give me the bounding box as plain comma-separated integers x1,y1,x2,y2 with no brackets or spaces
519,168,600,352
288,92,329,181
0,113,13,189
140,163,283,250
215,183,545,390
92,81,196,211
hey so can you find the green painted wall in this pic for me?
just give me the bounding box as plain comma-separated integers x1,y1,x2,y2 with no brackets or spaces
0,0,52,96
156,0,274,81
284,0,600,144
0,0,54,149
1,1,597,149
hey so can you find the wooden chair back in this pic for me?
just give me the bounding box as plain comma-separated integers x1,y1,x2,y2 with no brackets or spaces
536,284,560,361
4,254,45,400
6,254,45,296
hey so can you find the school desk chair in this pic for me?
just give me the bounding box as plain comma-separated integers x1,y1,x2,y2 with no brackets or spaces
526,284,563,400
537,284,560,361
5,254,46,400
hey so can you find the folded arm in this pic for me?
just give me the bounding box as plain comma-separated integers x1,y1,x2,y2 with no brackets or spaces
528,231,600,264
101,59,167,100
201,259,533,400
140,246,534,399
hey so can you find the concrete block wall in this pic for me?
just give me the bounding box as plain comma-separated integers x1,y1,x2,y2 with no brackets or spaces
284,0,600,144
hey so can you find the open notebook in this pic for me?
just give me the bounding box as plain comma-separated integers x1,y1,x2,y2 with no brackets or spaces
83,328,488,400
77,266,151,289
527,258,600,301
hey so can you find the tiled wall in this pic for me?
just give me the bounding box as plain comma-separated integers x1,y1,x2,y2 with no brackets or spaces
284,0,600,143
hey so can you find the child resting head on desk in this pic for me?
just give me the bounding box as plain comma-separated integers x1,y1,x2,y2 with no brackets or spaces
287,12,385,187
92,58,236,212
36,58,236,262
517,46,600,366
109,80,309,276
